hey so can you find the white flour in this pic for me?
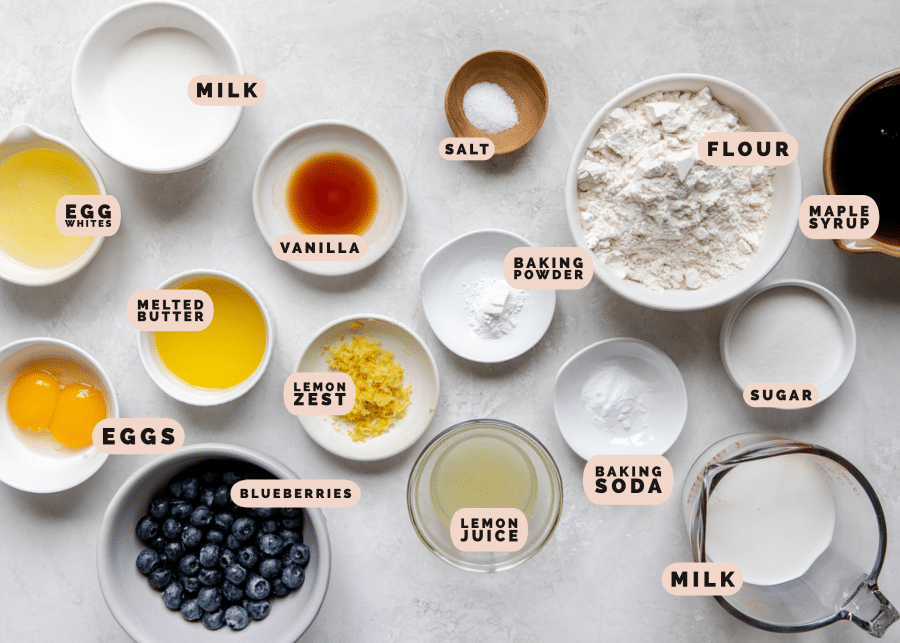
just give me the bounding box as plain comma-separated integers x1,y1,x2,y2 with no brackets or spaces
463,275,529,338
581,363,649,433
577,87,775,291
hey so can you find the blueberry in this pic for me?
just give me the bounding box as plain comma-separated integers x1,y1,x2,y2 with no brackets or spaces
225,535,241,551
232,517,256,542
199,488,215,507
190,505,213,528
280,508,301,519
135,516,159,543
214,485,230,506
148,568,173,590
149,496,169,519
279,530,301,547
281,564,304,589
280,517,302,529
245,574,270,600
202,469,220,485
214,512,234,530
181,526,203,549
238,545,259,569
219,549,238,569
198,568,221,586
149,536,167,552
197,586,222,612
164,541,184,562
178,573,201,594
222,580,244,602
282,543,311,567
180,598,201,622
162,582,183,610
170,500,192,521
224,605,249,631
161,518,182,541
136,548,159,575
252,508,277,519
199,543,220,568
202,609,225,630
206,529,224,544
169,480,183,498
246,599,270,621
182,477,200,500
259,558,282,580
271,578,290,597
262,520,278,534
222,470,241,485
225,563,247,585
258,534,284,556
179,554,200,576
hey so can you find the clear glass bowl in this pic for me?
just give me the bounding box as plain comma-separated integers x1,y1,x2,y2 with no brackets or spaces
407,419,563,572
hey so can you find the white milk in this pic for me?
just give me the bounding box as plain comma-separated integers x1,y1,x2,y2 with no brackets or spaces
706,454,835,586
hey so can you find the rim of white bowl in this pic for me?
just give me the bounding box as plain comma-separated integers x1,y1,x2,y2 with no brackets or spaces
252,120,409,276
71,0,245,173
136,269,274,406
564,73,803,311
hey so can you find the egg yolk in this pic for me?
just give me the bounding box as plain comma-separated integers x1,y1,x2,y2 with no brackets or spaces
49,383,106,449
7,370,60,431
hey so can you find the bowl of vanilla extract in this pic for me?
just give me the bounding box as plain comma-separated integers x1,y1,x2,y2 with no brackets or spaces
825,67,900,257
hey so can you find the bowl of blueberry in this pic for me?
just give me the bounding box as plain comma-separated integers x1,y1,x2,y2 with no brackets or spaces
97,443,331,642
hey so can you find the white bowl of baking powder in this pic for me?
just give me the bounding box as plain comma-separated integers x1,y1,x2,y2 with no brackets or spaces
565,74,802,311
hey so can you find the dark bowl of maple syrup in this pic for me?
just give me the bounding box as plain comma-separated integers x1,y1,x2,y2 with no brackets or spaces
825,67,900,258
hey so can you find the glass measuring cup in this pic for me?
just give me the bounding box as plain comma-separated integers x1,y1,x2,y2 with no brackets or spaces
682,433,898,637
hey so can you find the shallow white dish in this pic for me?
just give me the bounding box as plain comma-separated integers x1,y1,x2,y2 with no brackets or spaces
294,314,439,461
0,337,117,493
420,229,556,363
565,73,803,311
136,269,274,406
0,124,106,286
554,338,687,457
97,443,331,643
253,121,408,276
72,0,244,173
720,279,856,405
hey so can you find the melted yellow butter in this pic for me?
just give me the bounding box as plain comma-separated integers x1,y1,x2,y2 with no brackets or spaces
154,277,267,389
0,149,97,268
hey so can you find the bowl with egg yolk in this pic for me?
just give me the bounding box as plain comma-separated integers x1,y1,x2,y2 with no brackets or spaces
0,337,117,493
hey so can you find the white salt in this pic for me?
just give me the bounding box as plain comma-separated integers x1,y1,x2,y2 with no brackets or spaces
463,82,519,134
728,286,844,385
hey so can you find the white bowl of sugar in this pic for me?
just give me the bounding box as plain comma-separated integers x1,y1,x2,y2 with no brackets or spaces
72,0,244,173
720,279,856,406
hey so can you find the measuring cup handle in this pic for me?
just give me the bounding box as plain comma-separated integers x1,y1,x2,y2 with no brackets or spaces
846,586,899,637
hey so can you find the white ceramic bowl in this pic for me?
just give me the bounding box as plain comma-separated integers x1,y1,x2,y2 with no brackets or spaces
0,124,106,286
294,314,439,461
253,121,408,276
0,337,116,492
565,73,803,311
554,338,687,457
97,443,331,643
137,269,274,406
420,229,556,363
72,0,244,173
720,279,856,405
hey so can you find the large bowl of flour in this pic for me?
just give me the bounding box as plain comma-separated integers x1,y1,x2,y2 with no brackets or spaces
565,74,801,311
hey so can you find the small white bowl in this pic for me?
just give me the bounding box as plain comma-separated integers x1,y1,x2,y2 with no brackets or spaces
565,73,803,311
420,229,555,363
253,121,408,276
294,314,439,461
72,0,244,173
137,269,274,406
97,443,331,643
0,124,106,286
720,279,856,405
554,338,687,457
0,337,117,493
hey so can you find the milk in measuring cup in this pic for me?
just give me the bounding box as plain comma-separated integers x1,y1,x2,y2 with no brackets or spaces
706,454,836,585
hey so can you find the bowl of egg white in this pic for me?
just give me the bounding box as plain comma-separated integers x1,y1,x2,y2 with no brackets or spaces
0,338,118,493
565,74,803,311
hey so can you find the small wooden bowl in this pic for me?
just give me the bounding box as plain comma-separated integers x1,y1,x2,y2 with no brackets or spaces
445,50,548,155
